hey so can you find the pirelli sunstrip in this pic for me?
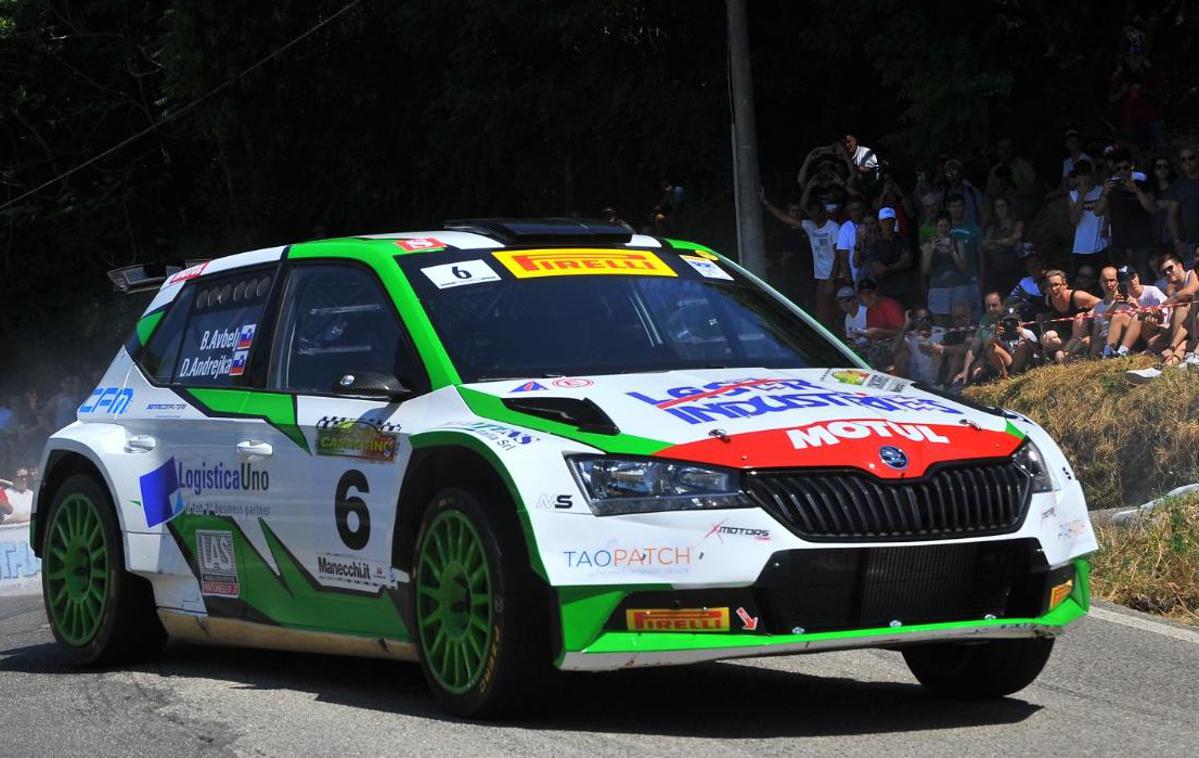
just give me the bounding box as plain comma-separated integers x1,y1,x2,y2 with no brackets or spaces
34,218,1096,717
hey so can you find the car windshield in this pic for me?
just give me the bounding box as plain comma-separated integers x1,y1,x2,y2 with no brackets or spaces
396,249,849,382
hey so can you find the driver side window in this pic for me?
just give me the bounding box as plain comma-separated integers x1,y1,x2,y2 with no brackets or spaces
269,264,425,394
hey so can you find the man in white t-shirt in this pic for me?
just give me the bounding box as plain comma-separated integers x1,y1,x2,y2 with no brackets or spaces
801,200,841,330
1,468,34,524
1067,160,1109,271
836,198,865,283
1105,266,1169,357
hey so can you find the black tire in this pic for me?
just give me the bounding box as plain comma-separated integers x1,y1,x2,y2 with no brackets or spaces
40,473,166,665
902,637,1054,699
411,486,555,718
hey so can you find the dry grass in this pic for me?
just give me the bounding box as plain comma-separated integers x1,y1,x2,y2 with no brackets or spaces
1091,496,1199,625
965,356,1199,511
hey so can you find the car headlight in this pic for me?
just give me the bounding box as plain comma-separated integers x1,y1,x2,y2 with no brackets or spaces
567,455,752,516
1012,439,1056,493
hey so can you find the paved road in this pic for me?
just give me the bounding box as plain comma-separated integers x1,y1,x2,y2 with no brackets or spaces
1,595,1196,756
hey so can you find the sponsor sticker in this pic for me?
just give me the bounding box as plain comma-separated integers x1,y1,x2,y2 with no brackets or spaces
168,261,210,284
679,254,733,280
421,259,501,289
316,553,395,588
563,546,694,572
137,457,186,528
493,248,677,279
786,419,950,449
79,387,134,415
316,425,398,462
535,493,574,510
704,519,770,542
626,608,729,632
196,530,239,597
511,381,547,393
821,368,910,393
551,377,593,388
439,421,538,450
394,237,447,252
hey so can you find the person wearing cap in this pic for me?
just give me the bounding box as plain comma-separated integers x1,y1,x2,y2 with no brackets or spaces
861,207,916,306
1,468,33,524
838,280,902,369
1067,159,1110,273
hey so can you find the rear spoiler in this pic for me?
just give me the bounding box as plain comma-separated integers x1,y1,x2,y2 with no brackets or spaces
106,260,208,294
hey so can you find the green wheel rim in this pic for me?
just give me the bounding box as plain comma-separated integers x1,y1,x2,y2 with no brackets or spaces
416,509,494,694
44,493,111,646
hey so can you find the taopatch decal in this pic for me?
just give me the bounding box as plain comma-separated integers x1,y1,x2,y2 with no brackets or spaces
655,417,1022,475
627,377,963,426
493,248,676,279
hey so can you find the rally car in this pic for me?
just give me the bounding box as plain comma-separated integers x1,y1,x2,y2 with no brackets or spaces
33,218,1097,717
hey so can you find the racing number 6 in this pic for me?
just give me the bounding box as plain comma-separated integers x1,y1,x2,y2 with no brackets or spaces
451,265,472,280
335,469,371,550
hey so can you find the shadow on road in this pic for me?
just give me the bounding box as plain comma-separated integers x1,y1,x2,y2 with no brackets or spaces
0,634,1041,737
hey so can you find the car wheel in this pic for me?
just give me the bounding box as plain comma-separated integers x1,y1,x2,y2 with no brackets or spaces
412,486,553,718
41,473,166,665
902,637,1054,699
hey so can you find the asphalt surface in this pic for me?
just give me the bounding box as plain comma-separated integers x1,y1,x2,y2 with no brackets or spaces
1,595,1197,756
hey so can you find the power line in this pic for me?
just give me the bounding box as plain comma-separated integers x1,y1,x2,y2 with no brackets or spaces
0,0,363,213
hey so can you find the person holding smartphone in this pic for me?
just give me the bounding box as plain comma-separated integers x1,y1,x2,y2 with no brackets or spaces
921,212,968,326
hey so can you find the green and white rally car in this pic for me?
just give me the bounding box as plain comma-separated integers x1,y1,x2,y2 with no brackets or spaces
34,219,1097,716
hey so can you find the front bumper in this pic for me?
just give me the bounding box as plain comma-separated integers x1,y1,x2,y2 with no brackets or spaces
555,554,1090,671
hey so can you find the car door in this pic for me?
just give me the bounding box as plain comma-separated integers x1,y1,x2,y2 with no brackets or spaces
257,261,429,635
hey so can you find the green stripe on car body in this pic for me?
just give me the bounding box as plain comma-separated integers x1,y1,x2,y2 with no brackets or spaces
183,388,309,453
287,240,461,388
170,513,408,638
456,386,671,456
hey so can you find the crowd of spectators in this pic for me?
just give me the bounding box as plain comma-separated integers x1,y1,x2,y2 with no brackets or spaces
0,376,86,521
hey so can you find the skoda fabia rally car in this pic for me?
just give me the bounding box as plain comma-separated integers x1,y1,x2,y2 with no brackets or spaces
34,219,1097,717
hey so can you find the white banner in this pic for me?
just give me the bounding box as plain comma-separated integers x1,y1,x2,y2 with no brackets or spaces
0,523,41,596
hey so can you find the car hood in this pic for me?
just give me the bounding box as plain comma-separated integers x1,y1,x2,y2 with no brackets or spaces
459,368,1025,477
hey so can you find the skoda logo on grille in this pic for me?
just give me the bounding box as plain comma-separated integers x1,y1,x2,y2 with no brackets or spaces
879,446,909,470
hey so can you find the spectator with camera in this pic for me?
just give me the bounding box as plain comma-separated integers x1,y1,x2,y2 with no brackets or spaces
1094,148,1156,279
954,291,1006,386
984,303,1038,380
797,146,851,211
938,158,989,228
1103,265,1170,358
861,207,916,305
921,211,969,327
891,307,946,384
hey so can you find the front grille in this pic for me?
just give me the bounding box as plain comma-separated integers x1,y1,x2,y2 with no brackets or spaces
745,460,1032,542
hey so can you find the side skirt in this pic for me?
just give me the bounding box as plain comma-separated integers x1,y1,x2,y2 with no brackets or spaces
158,610,418,662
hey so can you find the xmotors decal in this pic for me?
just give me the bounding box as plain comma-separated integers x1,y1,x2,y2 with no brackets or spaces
438,420,538,450
196,530,239,597
628,377,962,426
394,237,447,252
626,608,730,632
657,418,1020,475
421,259,500,289
79,386,133,415
704,520,770,542
679,254,733,280
137,457,186,528
316,425,398,462
493,248,677,279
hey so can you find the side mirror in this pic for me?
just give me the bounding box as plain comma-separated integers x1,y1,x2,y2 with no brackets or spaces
333,372,412,402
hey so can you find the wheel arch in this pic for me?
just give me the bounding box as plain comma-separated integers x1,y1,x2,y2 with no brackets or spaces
33,444,122,558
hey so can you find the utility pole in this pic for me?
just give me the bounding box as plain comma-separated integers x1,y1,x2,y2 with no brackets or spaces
726,0,767,276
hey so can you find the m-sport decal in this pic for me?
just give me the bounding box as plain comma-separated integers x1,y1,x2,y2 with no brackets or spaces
168,514,410,639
